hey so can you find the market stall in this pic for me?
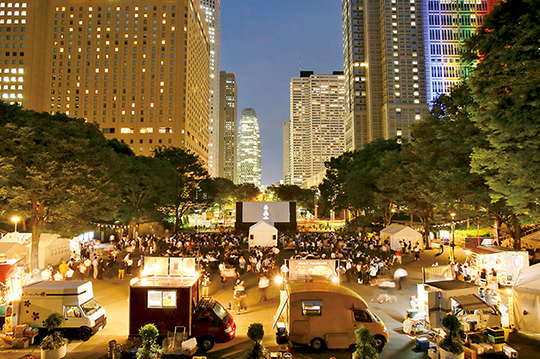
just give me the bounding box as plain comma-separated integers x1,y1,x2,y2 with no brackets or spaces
0,232,71,269
468,245,529,286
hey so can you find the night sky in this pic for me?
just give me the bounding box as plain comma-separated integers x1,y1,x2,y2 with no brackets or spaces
220,0,343,185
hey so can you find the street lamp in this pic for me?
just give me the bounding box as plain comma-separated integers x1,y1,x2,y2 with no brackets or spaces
11,215,21,232
449,211,456,264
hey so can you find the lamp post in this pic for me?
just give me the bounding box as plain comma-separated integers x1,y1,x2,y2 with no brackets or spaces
449,212,456,264
11,215,21,232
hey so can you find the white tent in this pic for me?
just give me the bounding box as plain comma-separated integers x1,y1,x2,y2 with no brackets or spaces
380,223,423,251
0,233,71,269
511,263,540,333
248,221,278,248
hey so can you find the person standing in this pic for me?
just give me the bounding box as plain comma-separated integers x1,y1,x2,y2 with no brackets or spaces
118,259,126,280
258,274,270,302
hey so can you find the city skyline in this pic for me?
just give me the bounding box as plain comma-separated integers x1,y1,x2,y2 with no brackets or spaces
220,0,343,185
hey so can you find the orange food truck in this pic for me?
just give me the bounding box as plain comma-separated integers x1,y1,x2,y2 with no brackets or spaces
129,257,235,351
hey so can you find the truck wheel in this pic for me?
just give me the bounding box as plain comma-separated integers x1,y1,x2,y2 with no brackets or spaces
79,327,92,341
310,337,325,351
373,335,386,351
197,336,215,352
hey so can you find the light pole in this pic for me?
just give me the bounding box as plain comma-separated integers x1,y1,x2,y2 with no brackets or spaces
11,215,21,232
450,211,456,264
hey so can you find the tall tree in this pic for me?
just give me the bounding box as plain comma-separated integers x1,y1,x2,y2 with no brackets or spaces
234,183,261,202
268,184,315,215
464,0,540,216
0,103,118,269
153,147,208,233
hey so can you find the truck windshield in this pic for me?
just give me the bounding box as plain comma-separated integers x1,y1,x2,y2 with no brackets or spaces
81,298,102,316
212,302,228,322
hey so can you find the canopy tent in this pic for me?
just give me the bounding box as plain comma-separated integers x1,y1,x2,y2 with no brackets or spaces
0,233,71,269
511,262,540,333
248,221,278,248
380,223,423,251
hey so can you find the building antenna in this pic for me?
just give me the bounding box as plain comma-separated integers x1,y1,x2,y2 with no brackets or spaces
298,55,302,72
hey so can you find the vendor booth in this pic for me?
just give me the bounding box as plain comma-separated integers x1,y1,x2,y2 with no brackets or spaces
380,223,423,251
248,221,278,248
0,232,71,269
469,246,529,286
511,262,540,333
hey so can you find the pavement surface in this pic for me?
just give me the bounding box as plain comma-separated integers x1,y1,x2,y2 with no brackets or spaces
2,247,539,359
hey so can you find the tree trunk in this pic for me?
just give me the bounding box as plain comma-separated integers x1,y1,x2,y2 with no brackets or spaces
174,206,179,234
511,221,522,250
30,199,46,271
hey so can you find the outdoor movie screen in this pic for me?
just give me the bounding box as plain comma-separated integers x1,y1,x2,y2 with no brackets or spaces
242,201,291,223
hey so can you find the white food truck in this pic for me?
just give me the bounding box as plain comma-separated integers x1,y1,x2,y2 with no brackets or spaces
12,280,106,341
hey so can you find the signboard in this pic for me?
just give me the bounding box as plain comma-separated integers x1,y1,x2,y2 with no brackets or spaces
288,259,337,281
142,257,198,278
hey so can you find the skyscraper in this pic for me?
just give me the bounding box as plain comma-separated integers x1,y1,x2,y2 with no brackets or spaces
218,71,237,182
287,71,345,186
236,107,261,187
283,121,291,185
199,0,220,176
342,0,428,150
0,0,210,163
423,0,498,103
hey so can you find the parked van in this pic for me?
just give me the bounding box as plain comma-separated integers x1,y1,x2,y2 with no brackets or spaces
274,282,388,350
13,280,106,341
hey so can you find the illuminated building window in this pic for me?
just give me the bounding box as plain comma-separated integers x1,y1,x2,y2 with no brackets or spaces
120,127,134,134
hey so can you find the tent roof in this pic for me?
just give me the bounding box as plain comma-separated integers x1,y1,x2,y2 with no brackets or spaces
470,245,525,255
249,220,277,231
514,262,540,295
0,232,32,244
451,294,491,312
380,223,420,236
380,223,407,234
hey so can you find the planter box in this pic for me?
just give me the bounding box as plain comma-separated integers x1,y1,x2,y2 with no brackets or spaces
439,346,464,359
41,344,67,359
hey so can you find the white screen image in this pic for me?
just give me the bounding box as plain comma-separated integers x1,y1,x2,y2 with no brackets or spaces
242,202,290,223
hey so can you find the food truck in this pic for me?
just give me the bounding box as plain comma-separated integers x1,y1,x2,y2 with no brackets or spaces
13,280,106,341
273,281,388,350
129,257,235,352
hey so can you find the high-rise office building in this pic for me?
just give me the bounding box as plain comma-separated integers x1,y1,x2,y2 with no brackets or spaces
423,0,498,103
0,0,210,163
286,71,345,186
342,0,428,150
283,121,291,185
218,71,236,182
199,0,220,175
236,107,261,187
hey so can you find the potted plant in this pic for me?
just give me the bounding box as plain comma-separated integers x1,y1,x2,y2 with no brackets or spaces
352,327,379,359
438,314,465,359
39,313,68,359
244,323,270,359
136,324,162,359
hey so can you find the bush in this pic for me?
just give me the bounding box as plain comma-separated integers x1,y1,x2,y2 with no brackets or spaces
353,327,379,359
244,323,269,359
439,314,464,354
136,324,162,359
39,313,68,350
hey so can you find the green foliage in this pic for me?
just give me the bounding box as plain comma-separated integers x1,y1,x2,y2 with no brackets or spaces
247,323,264,342
244,323,269,359
153,146,208,233
268,184,315,214
0,102,118,269
137,324,162,359
352,327,379,359
235,183,261,202
439,314,464,354
39,313,67,350
464,0,540,216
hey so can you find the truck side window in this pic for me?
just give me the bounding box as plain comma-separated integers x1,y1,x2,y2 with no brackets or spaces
65,306,82,318
301,300,322,316
148,289,177,308
353,309,373,322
